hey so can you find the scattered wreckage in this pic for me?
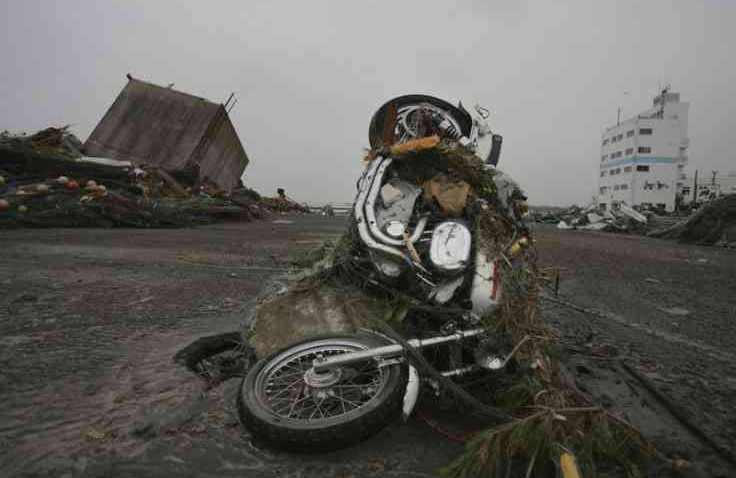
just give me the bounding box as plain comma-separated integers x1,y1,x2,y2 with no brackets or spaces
241,96,657,477
538,203,650,233
0,127,306,228
537,196,736,247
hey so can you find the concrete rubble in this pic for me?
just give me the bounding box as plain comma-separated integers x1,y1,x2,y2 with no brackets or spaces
533,199,736,246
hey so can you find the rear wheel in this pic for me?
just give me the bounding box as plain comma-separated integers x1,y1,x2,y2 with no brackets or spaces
238,334,408,451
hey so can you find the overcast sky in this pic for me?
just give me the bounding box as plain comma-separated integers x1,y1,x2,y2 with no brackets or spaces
1,0,734,205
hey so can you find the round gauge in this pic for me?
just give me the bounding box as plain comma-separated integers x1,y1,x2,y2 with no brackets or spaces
429,221,471,272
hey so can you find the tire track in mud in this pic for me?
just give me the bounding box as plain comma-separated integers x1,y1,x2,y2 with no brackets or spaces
542,300,736,466
0,318,234,476
542,294,736,363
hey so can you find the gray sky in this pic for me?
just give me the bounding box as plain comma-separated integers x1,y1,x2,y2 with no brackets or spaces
1,0,734,205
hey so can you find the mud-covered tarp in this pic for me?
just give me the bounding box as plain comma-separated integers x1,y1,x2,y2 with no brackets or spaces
249,283,391,358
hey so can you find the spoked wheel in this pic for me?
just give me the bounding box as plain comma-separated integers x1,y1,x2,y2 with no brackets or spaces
238,334,408,451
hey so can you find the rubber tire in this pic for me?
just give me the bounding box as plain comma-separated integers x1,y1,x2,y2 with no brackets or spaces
368,94,473,149
237,333,408,451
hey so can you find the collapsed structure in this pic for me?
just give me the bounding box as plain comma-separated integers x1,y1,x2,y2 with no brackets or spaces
84,75,249,191
0,77,307,228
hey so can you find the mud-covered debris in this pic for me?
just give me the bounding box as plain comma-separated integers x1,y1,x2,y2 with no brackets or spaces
648,193,736,246
0,128,309,228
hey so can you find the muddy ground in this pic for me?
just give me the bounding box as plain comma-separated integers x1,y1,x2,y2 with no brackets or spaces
1,216,735,477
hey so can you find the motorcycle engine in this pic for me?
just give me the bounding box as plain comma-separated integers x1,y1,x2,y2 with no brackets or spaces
354,95,508,310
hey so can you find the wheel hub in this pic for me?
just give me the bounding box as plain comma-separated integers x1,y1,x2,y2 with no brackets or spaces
303,366,343,388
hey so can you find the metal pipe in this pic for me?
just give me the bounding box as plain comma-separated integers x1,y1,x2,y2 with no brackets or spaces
313,328,484,371
441,365,479,378
353,159,407,261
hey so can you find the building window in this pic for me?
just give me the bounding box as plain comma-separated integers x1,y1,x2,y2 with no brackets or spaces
639,128,653,135
636,165,650,172
617,134,623,141
620,184,628,190
602,139,609,146
625,148,633,155
601,154,608,161
599,187,607,194
599,203,607,211
638,146,651,154
614,185,620,191
626,130,634,137
624,166,632,172
600,171,606,177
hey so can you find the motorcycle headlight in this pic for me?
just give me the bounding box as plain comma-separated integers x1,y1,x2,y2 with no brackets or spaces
429,221,471,273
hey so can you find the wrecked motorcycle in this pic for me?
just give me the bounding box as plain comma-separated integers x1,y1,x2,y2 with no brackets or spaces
239,95,527,450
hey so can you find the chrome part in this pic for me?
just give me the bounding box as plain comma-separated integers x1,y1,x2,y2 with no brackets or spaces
475,105,490,119
441,365,479,378
259,338,388,421
474,352,504,370
376,357,405,368
474,335,529,371
395,103,464,143
357,158,428,255
430,275,465,304
429,221,472,272
402,365,420,421
384,220,406,238
365,159,428,247
380,181,404,206
313,328,485,372
371,253,404,277
438,118,463,140
353,159,407,262
375,179,421,232
303,366,343,388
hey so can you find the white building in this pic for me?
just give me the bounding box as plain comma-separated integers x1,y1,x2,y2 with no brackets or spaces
597,90,689,212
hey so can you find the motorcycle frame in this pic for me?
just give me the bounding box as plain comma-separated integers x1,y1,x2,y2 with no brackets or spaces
311,327,484,372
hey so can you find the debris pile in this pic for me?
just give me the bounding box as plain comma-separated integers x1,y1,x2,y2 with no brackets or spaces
251,137,655,476
648,193,736,246
536,203,650,233
538,197,736,247
0,127,306,228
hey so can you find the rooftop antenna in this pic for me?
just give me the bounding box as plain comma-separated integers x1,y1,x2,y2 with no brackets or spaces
227,98,238,114
616,91,628,126
224,92,235,109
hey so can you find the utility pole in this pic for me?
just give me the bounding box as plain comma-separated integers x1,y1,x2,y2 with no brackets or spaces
711,170,718,185
692,170,698,207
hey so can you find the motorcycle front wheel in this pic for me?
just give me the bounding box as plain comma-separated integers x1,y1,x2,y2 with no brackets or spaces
238,333,408,451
